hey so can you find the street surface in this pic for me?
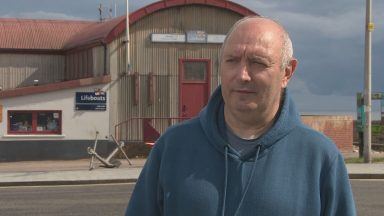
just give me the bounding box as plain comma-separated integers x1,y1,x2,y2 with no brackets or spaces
0,183,134,216
351,179,384,216
0,180,383,215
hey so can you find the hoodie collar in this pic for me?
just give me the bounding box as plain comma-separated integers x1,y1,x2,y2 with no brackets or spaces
199,86,301,160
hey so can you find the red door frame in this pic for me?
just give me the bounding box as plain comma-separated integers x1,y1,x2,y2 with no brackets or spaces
178,58,211,118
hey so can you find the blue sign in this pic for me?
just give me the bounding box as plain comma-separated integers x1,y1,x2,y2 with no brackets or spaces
75,92,107,111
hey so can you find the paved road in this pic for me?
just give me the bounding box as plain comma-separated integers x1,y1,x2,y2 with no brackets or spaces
0,183,134,216
351,179,384,216
0,180,383,215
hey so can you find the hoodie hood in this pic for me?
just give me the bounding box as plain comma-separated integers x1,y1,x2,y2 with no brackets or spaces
199,85,302,160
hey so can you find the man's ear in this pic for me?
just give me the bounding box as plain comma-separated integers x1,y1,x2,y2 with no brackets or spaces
281,58,298,88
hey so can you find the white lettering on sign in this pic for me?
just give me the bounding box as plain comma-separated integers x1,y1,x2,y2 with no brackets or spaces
80,95,106,101
151,33,226,44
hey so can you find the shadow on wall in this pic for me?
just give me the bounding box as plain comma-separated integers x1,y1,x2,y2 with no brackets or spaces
0,54,64,90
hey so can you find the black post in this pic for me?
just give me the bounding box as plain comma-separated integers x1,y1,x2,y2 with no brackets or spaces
359,131,364,158
356,93,365,158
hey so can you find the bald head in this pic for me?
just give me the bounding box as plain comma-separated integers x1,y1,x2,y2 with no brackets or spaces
221,16,294,70
219,16,298,137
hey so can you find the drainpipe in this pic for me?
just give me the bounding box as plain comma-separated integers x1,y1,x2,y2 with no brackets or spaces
126,0,130,74
103,43,107,76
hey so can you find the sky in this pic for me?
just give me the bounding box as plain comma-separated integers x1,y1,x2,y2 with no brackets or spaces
0,0,383,118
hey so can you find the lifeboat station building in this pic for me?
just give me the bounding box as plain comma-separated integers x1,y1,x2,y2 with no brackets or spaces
0,0,353,161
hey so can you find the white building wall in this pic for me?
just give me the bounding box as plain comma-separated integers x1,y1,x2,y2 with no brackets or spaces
0,84,110,141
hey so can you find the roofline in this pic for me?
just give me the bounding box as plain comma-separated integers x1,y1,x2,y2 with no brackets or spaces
65,41,105,54
0,48,65,55
0,75,111,99
0,17,95,24
0,1,257,52
105,0,258,44
0,18,97,52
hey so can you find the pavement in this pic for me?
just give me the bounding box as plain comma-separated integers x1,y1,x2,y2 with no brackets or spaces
0,158,145,187
0,156,383,187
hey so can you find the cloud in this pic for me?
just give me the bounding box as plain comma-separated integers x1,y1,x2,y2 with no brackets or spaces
289,77,356,115
236,0,278,10
246,0,383,41
288,75,311,95
0,0,382,115
249,5,365,39
1,10,87,20
372,5,384,43
238,0,384,100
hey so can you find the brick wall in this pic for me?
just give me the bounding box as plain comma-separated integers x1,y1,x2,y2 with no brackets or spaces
301,115,354,154
123,115,355,158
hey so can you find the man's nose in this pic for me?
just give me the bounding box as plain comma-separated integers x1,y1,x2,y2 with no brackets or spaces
238,63,251,82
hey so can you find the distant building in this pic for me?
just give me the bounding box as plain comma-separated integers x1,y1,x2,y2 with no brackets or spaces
0,0,256,161
0,0,353,162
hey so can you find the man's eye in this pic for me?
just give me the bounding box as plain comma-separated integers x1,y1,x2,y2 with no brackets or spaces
226,58,236,63
250,60,267,67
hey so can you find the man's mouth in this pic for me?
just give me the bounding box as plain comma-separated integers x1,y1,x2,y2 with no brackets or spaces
234,89,256,94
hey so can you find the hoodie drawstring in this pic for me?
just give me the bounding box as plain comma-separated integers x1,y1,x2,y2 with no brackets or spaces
221,145,262,216
221,145,229,216
234,144,261,215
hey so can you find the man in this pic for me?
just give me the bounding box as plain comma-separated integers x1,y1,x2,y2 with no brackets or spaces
126,16,356,216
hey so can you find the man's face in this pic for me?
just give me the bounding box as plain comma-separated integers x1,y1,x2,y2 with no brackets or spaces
220,19,292,119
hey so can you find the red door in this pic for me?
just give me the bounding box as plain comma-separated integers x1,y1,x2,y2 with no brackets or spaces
179,59,210,118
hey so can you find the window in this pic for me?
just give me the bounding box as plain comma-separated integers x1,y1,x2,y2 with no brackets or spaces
9,112,32,132
183,61,207,82
8,111,62,134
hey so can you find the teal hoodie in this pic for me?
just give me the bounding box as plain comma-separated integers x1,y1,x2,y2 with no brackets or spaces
126,86,356,216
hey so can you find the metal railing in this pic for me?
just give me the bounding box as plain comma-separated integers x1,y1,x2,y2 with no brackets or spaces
114,117,190,144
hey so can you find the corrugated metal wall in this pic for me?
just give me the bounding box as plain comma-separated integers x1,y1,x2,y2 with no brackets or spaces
108,33,126,139
0,46,105,90
109,5,243,139
65,46,105,80
92,46,106,77
0,54,64,90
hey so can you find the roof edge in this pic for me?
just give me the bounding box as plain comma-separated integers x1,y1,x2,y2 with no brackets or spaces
0,17,95,24
0,48,65,55
105,0,258,44
0,75,111,99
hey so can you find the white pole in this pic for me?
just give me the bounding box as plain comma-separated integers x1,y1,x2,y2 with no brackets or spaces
115,2,117,17
126,0,130,74
364,0,373,163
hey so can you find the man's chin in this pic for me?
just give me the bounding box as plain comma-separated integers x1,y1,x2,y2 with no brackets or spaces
233,104,258,113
